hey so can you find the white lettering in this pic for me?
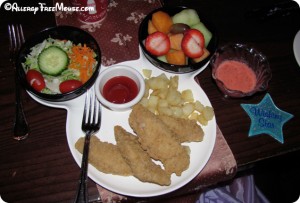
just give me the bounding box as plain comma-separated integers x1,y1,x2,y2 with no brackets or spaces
3,2,93,13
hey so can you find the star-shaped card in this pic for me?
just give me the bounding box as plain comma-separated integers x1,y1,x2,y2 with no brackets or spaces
241,93,294,143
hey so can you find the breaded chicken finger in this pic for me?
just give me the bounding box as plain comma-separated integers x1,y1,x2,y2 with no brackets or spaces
75,136,132,176
158,115,204,143
129,104,190,176
115,126,171,186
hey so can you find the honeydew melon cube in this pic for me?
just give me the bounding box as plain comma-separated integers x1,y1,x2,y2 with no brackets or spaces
191,22,212,47
157,55,167,63
172,9,200,27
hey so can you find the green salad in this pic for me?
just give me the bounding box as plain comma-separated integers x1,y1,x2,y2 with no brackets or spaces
23,38,97,94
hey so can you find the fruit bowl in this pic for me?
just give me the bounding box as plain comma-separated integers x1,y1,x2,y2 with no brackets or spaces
139,6,218,74
17,26,101,102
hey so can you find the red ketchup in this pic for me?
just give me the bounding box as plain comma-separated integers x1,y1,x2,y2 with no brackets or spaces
103,76,138,104
215,60,257,93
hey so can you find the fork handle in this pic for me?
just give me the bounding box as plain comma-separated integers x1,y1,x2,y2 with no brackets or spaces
13,67,29,140
74,131,92,203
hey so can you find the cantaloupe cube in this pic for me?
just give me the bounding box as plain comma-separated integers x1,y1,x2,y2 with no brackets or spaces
166,50,186,65
152,11,173,34
169,33,183,50
193,48,210,63
147,20,157,34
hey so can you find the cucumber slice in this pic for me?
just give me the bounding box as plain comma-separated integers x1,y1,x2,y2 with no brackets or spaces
38,46,69,76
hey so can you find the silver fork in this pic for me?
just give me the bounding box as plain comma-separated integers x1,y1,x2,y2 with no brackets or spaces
74,88,101,203
8,24,29,141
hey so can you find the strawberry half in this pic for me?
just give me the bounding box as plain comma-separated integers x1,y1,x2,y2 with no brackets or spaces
145,31,170,56
181,29,205,58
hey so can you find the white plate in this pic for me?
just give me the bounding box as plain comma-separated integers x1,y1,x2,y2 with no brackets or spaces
29,47,216,197
293,30,300,67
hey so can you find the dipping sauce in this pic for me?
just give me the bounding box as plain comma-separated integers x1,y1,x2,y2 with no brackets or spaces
215,60,257,93
103,76,138,104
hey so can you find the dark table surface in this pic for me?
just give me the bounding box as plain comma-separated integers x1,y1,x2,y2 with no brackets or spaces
1,0,299,202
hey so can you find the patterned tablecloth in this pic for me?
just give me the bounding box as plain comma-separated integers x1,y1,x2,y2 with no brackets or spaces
54,0,237,202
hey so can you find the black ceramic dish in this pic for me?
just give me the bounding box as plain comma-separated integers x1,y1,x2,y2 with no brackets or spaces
139,6,218,74
17,26,101,102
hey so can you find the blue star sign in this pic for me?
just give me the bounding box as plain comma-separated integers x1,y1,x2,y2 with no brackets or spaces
241,93,293,143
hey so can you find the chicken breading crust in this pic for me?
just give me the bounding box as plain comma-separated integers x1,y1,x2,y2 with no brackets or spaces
75,136,132,176
129,104,190,176
115,126,171,186
158,115,204,143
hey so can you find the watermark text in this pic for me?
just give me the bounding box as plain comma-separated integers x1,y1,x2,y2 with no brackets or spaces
3,2,94,14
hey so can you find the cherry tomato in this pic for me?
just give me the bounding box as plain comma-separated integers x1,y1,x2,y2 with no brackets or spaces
26,69,46,92
59,80,83,93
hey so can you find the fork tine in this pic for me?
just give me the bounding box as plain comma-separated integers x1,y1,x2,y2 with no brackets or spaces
94,90,101,128
89,88,99,128
11,25,17,52
81,88,101,133
8,25,13,59
82,90,89,128
8,24,17,52
8,24,24,57
19,24,25,44
89,87,101,125
96,97,101,127
82,89,95,127
15,24,23,50
15,25,20,49
91,88,99,126
8,25,12,49
87,89,94,127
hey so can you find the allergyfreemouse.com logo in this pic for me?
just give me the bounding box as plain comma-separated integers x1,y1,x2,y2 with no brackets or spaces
0,0,94,14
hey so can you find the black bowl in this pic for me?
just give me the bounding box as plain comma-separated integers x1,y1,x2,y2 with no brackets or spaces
17,25,101,102
139,6,218,74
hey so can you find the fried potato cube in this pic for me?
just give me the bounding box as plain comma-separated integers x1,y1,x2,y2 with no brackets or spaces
148,95,159,108
158,106,173,116
203,106,214,121
189,112,199,120
197,113,208,126
171,106,183,118
148,75,169,90
140,72,213,126
194,100,204,112
182,89,194,102
151,89,160,96
169,76,179,89
157,88,168,99
166,88,182,106
139,97,149,107
182,103,195,117
142,69,152,78
143,81,150,98
157,73,169,81
158,99,168,108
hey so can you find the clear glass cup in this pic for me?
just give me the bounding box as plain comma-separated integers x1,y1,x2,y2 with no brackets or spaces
210,43,272,98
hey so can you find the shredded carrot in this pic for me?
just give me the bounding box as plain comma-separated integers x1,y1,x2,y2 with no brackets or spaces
68,44,96,83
